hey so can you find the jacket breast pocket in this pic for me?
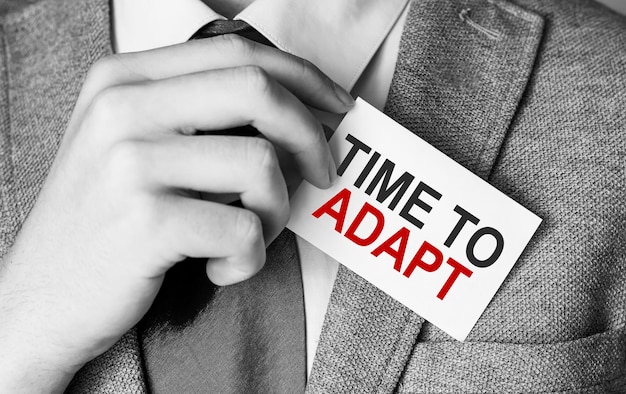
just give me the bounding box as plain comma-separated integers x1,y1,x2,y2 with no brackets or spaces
396,327,625,393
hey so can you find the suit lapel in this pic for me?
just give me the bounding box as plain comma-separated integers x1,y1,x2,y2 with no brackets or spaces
2,0,112,246
385,0,545,180
307,0,544,391
2,0,147,392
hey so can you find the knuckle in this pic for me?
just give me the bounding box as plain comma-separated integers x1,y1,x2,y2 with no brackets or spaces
84,55,125,92
294,56,314,77
301,121,326,152
295,57,327,95
238,65,272,97
246,138,279,177
105,141,146,186
86,56,118,83
235,209,263,246
88,86,130,121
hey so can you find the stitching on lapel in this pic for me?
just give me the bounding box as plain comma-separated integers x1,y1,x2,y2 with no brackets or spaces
477,1,545,180
475,67,516,177
375,312,424,393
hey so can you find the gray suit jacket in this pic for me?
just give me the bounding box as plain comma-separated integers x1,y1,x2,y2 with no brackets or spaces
0,0,624,392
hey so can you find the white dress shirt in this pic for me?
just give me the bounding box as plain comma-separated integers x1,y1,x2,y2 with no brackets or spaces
112,0,409,376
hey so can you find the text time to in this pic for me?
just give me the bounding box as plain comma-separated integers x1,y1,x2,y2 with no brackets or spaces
311,134,507,301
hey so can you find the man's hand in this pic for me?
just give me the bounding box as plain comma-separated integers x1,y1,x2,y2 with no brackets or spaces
0,35,353,392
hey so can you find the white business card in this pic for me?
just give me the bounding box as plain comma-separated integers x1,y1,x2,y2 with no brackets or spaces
287,99,541,341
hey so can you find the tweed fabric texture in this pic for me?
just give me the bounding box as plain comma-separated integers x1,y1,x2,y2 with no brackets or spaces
0,17,10,260
307,267,424,393
66,328,146,394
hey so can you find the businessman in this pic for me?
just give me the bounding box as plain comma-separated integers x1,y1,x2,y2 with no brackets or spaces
0,0,624,392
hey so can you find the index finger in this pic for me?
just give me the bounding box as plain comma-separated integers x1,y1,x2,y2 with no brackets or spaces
86,35,354,113
94,66,337,189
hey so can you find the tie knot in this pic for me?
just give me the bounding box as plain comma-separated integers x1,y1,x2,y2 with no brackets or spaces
190,19,273,47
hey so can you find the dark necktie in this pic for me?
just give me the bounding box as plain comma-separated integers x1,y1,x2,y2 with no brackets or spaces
191,19,273,46
139,20,306,393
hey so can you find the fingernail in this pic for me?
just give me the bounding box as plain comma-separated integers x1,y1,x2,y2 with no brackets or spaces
334,82,355,108
328,155,338,186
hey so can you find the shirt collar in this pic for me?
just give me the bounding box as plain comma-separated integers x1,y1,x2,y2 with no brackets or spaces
113,0,224,54
113,0,408,90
